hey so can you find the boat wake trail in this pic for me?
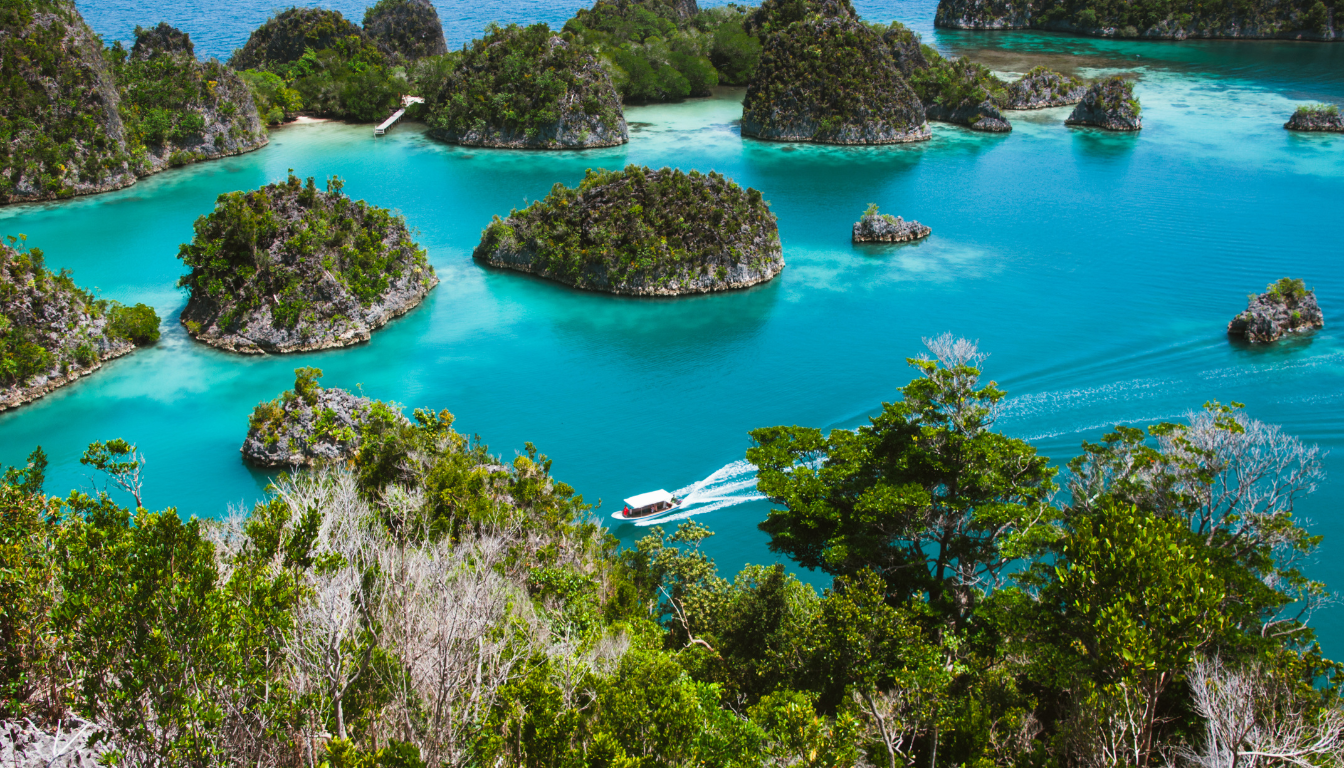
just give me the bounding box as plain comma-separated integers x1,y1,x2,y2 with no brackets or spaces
614,460,766,527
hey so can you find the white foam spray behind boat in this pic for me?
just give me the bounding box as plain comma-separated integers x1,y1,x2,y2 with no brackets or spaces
612,460,766,527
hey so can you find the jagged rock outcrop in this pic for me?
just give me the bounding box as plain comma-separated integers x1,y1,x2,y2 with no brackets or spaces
910,49,1013,132
114,24,268,177
741,7,930,144
852,207,931,243
474,165,783,295
1066,76,1142,130
933,0,1339,40
882,21,931,78
1004,66,1086,109
1285,104,1344,132
1,238,160,412
178,173,438,354
0,0,135,203
0,4,266,205
423,23,627,149
229,8,366,70
362,0,448,62
243,368,407,468
1228,278,1325,343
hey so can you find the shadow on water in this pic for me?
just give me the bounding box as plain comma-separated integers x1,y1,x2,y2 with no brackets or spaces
1069,126,1142,160
1227,330,1321,358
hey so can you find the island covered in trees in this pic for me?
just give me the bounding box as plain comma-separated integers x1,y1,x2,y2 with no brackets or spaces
243,367,408,467
474,165,784,294
177,173,437,354
935,0,1340,39
1,236,159,412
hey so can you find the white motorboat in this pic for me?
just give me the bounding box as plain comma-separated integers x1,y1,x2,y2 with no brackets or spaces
618,489,683,521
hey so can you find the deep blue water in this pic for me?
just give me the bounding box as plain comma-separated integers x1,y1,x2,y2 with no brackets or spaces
11,0,1344,654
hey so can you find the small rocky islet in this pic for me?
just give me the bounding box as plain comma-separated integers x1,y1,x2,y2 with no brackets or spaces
1066,76,1143,131
242,367,407,468
852,205,932,244
177,173,438,354
1004,66,1087,109
473,165,783,295
1,237,160,412
1228,278,1325,343
0,2,266,205
1285,104,1344,132
421,23,628,149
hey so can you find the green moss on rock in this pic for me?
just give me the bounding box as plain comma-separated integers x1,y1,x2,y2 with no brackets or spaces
2,235,159,412
421,23,627,149
473,165,783,295
1066,75,1141,130
177,173,438,354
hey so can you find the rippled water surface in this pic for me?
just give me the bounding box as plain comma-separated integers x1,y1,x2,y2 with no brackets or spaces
15,0,1344,654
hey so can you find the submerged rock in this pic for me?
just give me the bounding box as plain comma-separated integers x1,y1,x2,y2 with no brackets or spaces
423,23,627,149
362,0,448,62
1228,278,1324,343
1,238,160,412
1004,66,1086,109
243,368,408,468
742,9,929,144
1066,76,1141,130
1284,104,1344,132
474,165,783,295
852,206,931,243
178,173,438,354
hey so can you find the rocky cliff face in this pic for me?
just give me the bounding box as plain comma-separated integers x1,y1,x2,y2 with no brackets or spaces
1004,66,1086,109
115,24,268,177
1,239,159,412
742,15,930,144
363,0,448,62
0,6,266,206
1285,105,1344,132
909,50,1013,132
1066,76,1141,130
243,368,407,467
1228,279,1325,343
853,209,931,243
925,101,1012,131
934,0,1339,40
178,174,438,355
0,0,136,204
474,166,784,296
423,24,628,149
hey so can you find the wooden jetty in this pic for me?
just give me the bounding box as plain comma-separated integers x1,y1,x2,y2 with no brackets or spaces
374,96,425,136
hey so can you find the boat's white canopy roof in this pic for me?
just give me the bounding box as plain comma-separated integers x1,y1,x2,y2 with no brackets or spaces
624,489,673,509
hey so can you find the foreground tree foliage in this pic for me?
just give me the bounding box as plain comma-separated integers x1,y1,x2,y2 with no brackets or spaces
2,335,1342,767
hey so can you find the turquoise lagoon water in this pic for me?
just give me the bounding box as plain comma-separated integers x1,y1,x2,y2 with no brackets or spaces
10,2,1344,652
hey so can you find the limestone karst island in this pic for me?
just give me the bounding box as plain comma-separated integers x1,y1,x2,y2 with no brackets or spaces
1,0,1342,765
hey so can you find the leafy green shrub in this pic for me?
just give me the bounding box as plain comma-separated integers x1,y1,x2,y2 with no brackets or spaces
563,0,724,100
1265,277,1311,303
1295,102,1340,117
240,70,304,124
106,303,161,345
909,46,1008,109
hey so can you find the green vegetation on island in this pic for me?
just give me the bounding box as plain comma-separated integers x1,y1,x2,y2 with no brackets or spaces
108,24,268,174
1,1,265,204
2,235,160,411
419,23,628,149
177,173,437,354
4,334,1342,767
1286,102,1344,132
244,367,408,467
475,165,783,294
230,8,404,123
1004,64,1087,108
1229,277,1326,342
561,0,764,102
741,1,929,144
909,44,1013,131
1066,75,1142,130
934,0,1339,40
362,0,448,63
